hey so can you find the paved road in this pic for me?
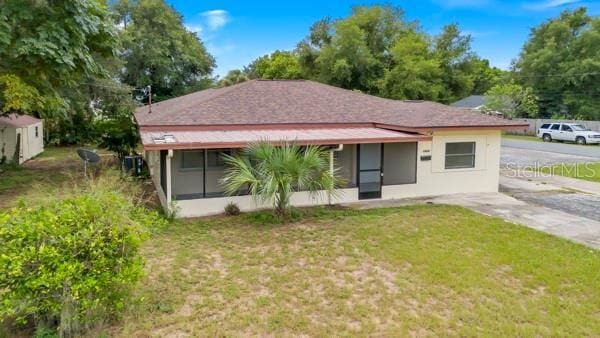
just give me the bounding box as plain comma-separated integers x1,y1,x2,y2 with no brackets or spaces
502,139,600,158
501,147,597,167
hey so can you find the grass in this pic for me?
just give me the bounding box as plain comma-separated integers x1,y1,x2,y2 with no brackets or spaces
2,146,600,336
539,162,600,183
0,146,114,210
502,133,541,142
90,205,599,337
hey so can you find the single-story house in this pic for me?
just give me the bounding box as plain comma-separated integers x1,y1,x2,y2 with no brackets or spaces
135,80,527,218
451,95,488,110
0,114,44,164
452,95,504,117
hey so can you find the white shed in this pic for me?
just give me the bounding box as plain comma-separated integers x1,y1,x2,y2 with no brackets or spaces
0,114,44,164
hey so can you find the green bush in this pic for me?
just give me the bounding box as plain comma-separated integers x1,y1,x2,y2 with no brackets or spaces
0,190,165,336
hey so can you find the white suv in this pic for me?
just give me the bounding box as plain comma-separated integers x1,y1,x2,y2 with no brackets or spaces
537,123,600,145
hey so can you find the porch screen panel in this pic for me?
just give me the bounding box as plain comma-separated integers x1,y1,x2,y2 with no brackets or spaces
160,150,167,195
205,149,230,197
383,143,417,185
172,150,204,200
334,145,356,188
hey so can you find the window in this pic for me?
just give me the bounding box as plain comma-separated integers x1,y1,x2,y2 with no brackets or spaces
35,126,39,138
445,142,476,169
561,125,573,132
181,150,204,170
550,124,560,130
540,123,551,129
572,124,588,131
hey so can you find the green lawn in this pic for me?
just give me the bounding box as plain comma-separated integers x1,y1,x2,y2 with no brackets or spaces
539,162,600,183
95,206,600,337
2,146,599,336
502,133,541,142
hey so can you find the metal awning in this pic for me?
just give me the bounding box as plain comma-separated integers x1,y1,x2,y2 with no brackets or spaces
140,127,431,150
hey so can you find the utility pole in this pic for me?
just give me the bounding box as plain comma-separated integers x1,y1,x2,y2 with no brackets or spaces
147,85,152,113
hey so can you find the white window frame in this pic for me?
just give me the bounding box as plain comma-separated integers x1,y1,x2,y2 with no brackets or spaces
444,142,476,169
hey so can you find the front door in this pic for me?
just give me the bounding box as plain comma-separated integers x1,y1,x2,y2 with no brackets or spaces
358,143,382,199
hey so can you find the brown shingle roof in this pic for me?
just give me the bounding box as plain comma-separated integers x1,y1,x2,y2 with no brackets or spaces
135,80,526,130
0,114,42,127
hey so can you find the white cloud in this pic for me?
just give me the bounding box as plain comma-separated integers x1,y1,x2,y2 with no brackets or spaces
523,0,580,10
201,9,229,31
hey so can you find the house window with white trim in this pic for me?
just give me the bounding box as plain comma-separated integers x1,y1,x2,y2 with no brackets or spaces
445,142,476,169
35,126,39,138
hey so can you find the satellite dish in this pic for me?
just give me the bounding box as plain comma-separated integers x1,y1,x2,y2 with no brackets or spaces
77,148,101,163
77,148,101,177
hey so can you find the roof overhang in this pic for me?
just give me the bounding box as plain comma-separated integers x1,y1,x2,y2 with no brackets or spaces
140,127,431,150
375,123,530,133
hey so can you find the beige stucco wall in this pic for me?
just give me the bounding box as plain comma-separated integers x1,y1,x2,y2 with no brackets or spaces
145,129,502,217
382,130,501,199
176,188,359,218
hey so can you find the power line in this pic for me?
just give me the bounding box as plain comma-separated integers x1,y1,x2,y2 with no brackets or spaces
509,71,600,78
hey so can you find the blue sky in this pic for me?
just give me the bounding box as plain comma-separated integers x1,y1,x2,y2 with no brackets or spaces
167,0,600,77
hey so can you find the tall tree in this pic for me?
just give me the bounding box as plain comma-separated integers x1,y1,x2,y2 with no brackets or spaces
246,51,303,80
218,69,249,87
433,24,479,103
379,32,444,100
0,0,118,118
514,7,600,119
484,82,539,118
115,0,215,101
301,5,411,93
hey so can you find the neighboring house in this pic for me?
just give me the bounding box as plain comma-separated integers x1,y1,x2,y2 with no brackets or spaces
135,80,527,217
0,114,44,164
451,95,488,110
452,95,503,117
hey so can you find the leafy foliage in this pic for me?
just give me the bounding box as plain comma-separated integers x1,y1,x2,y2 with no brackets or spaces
115,0,216,101
218,70,249,87
244,4,501,104
0,0,117,118
0,190,164,336
221,142,341,217
514,7,600,119
245,51,303,80
0,74,45,115
484,82,539,118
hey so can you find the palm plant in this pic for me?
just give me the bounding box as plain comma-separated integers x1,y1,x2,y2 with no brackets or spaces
220,141,342,217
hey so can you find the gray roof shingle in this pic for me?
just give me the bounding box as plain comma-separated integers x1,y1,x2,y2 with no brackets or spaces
451,95,488,109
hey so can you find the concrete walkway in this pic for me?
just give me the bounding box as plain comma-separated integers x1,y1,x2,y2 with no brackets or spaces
345,191,600,249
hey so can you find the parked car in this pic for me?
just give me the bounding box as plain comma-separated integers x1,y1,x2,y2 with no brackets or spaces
537,123,600,145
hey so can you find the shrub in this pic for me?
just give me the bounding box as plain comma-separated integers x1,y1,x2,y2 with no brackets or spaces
0,189,165,336
224,202,241,216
